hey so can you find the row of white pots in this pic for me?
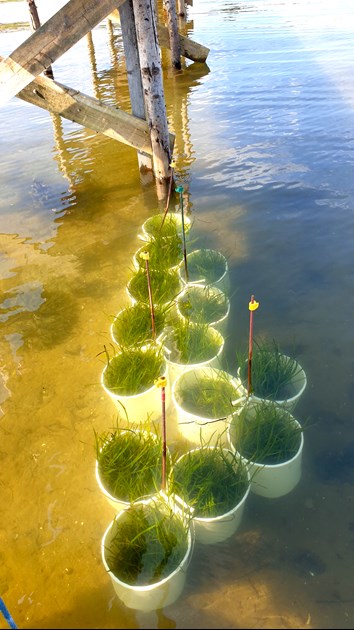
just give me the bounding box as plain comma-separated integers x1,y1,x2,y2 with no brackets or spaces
98,210,307,612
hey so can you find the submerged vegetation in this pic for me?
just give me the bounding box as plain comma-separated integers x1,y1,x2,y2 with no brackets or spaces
179,248,228,285
104,498,190,585
177,284,229,325
141,213,191,239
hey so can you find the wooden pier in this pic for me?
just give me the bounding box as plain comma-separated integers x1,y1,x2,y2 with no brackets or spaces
0,0,209,200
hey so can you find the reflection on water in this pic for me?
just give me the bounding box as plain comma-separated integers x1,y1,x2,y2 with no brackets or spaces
1,0,354,628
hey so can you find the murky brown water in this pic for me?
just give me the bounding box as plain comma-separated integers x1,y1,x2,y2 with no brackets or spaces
1,1,354,628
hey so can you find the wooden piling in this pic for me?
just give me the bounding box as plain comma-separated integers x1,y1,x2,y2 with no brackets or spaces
132,0,173,192
119,0,153,173
163,0,182,69
176,0,186,17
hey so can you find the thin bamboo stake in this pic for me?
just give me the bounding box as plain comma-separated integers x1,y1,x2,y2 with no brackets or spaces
176,184,189,282
139,251,156,340
248,295,259,396
155,375,167,491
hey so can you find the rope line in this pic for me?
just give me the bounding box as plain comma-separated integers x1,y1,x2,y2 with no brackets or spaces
0,598,18,630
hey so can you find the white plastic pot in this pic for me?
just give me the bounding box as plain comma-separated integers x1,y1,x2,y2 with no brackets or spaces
138,212,192,242
126,269,182,309
178,248,230,295
101,351,169,423
172,366,244,447
132,244,182,274
176,283,230,336
163,324,224,385
101,493,194,612
227,400,304,498
96,430,170,512
110,306,165,349
173,447,250,545
237,355,307,412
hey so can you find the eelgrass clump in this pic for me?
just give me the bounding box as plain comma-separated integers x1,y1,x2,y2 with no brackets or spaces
239,339,304,400
102,346,165,396
163,319,223,365
177,284,229,326
134,233,184,271
142,213,191,239
179,248,228,285
104,498,190,585
230,399,302,465
170,438,249,518
95,427,169,502
174,369,242,419
111,303,166,348
128,268,181,306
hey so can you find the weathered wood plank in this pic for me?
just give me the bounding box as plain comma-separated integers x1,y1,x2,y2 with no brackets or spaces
158,22,209,62
0,0,126,106
11,70,174,156
109,9,209,62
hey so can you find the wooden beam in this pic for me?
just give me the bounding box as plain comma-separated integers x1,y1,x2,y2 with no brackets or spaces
109,9,209,62
0,0,126,106
158,22,209,62
10,70,174,156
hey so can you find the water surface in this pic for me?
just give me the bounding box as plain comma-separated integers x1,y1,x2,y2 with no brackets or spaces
0,1,354,628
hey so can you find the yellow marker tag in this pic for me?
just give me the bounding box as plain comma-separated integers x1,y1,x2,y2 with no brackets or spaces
140,251,150,261
249,300,259,311
170,160,176,169
155,376,167,388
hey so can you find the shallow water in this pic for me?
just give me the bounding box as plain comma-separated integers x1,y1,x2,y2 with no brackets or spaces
1,0,354,628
